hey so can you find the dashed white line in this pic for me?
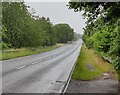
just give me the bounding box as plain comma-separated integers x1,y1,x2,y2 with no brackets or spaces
16,53,63,70
16,66,26,70
31,60,43,65
31,62,38,65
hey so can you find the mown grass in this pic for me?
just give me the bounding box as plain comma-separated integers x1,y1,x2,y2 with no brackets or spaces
1,43,64,60
72,44,117,80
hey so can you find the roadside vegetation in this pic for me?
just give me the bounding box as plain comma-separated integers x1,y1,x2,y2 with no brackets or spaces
68,2,120,70
72,44,118,80
1,43,64,60
2,2,76,49
1,2,80,60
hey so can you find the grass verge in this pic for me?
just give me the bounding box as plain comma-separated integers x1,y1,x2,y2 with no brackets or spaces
72,44,118,80
117,70,120,80
1,43,64,60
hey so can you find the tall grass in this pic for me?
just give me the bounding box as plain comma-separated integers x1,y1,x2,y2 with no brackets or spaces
72,44,117,80
1,43,64,60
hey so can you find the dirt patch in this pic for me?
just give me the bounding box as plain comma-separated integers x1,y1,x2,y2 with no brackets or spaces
65,73,118,93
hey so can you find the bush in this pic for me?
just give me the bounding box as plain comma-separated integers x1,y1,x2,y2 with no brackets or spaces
86,36,94,49
2,42,11,49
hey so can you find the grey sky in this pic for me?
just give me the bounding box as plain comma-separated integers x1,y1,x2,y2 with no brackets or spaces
25,2,86,34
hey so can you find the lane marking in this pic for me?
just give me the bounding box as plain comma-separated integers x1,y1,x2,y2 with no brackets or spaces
31,62,38,65
16,65,26,70
29,46,73,66
15,45,76,70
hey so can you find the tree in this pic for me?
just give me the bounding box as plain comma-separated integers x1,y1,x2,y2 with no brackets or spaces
68,2,120,69
2,2,56,48
2,2,30,48
53,24,74,43
68,2,120,24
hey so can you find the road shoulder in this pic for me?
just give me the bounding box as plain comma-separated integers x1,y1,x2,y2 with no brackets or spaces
65,74,118,93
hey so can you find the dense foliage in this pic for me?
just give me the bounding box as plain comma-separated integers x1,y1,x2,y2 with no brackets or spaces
53,24,74,43
0,2,2,49
68,2,120,69
2,2,75,49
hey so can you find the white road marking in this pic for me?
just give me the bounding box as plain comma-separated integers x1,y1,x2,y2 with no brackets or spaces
31,60,43,65
31,62,38,65
16,66,26,70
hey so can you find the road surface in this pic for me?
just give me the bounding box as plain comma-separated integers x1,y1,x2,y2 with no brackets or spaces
2,39,82,93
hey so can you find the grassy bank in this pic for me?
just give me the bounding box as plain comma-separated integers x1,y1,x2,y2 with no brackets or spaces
72,44,118,80
1,43,64,60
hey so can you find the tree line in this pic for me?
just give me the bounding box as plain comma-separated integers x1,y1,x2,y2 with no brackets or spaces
2,2,76,49
68,2,120,70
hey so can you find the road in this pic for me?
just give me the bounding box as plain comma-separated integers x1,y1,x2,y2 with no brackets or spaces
2,39,82,93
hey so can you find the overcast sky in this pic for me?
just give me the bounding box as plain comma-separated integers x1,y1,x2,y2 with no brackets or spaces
25,2,86,34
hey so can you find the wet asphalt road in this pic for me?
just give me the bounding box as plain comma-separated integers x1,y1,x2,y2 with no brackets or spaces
2,39,82,93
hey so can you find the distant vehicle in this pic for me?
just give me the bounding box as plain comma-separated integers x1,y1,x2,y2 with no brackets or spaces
67,41,73,44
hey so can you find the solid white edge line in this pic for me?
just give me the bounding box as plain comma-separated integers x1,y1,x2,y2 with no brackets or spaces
62,40,82,94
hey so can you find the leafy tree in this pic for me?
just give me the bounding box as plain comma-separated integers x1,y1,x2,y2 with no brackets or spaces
2,2,75,50
68,2,120,69
53,24,74,43
2,2,30,48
